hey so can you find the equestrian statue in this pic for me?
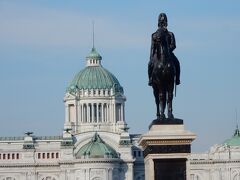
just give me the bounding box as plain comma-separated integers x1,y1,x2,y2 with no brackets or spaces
148,13,181,120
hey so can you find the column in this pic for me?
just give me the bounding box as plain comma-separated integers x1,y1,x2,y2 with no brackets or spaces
104,103,106,122
101,103,104,123
91,103,94,123
108,168,113,180
186,158,191,180
106,103,111,122
127,163,134,180
87,104,90,122
82,104,84,123
145,158,154,180
123,104,125,122
113,103,116,123
65,104,69,123
97,103,99,123
81,104,83,123
75,103,78,133
121,104,124,121
109,103,112,122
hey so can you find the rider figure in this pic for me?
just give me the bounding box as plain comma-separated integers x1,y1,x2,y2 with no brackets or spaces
148,13,181,86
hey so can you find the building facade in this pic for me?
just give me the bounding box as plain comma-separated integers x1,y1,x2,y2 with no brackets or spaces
0,48,144,180
190,127,240,180
0,47,239,180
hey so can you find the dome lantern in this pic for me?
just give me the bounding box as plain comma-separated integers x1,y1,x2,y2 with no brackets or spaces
86,47,102,67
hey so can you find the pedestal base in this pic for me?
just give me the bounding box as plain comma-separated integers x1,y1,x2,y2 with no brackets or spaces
139,119,196,180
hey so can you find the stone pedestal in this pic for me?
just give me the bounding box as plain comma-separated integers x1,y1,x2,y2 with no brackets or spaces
139,119,196,180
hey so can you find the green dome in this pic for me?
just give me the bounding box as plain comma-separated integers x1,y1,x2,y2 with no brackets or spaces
223,126,240,146
76,133,119,159
66,48,124,95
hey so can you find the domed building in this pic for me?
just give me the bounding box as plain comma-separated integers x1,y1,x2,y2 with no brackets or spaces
0,47,144,180
64,47,127,134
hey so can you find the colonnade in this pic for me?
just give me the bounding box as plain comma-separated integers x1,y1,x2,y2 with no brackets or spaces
77,102,125,124
64,99,126,133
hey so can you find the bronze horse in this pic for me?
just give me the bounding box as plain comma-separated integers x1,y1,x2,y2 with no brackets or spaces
151,27,176,120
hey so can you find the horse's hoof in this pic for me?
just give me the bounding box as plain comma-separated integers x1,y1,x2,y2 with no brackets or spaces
168,113,174,119
158,114,165,120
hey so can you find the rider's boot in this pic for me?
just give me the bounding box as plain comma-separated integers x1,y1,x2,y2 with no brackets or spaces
168,111,174,119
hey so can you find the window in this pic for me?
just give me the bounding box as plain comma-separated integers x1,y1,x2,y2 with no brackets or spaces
42,153,45,159
38,153,41,159
3,154,6,159
12,154,15,159
51,153,54,158
56,152,59,158
47,153,50,159
42,177,56,180
138,151,142,157
233,174,239,180
2,177,16,180
16,153,19,159
191,174,200,180
133,151,137,157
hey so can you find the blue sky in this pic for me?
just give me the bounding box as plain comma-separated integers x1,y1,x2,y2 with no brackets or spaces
0,0,240,152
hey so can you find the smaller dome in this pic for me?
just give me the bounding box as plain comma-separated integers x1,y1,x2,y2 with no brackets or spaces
223,126,240,146
76,133,119,159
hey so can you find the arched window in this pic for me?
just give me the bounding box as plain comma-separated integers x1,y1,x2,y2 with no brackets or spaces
42,177,57,180
1,177,16,180
233,173,240,180
191,174,200,180
92,177,102,180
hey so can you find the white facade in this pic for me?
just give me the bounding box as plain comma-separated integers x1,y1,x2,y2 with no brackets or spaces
0,131,144,180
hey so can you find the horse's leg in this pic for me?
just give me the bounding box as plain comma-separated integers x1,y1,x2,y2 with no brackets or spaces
167,80,174,119
153,86,160,119
159,87,166,120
